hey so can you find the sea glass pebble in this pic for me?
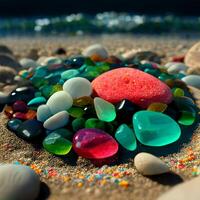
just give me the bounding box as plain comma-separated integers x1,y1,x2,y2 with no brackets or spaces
43,133,72,155
50,128,73,140
37,104,52,122
94,97,116,122
172,88,184,97
73,128,118,159
44,111,69,130
72,118,85,132
85,118,106,130
61,69,80,80
181,75,200,89
12,100,28,113
73,96,93,107
147,102,168,112
47,91,73,114
115,124,137,151
68,107,85,118
133,111,181,146
27,97,46,106
7,119,22,132
63,77,92,99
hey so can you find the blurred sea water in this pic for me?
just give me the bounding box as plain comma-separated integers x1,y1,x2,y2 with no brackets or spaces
0,12,200,35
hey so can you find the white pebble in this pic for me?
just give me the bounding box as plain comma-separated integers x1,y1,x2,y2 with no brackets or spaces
44,111,69,130
37,104,52,122
63,77,92,99
19,58,38,68
47,91,73,114
182,75,200,89
166,63,188,74
0,164,40,200
134,152,169,175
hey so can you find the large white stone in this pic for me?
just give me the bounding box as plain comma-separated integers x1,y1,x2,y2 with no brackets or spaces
63,77,92,99
0,164,40,200
157,176,200,200
37,104,52,122
134,152,169,175
165,62,188,74
19,58,38,68
182,75,200,89
82,44,108,59
47,91,73,114
44,111,69,130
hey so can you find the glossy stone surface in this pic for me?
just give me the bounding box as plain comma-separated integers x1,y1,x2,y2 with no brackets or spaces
7,119,22,132
92,68,172,108
43,133,72,155
68,107,85,118
115,124,137,151
47,91,73,114
0,164,40,200
44,111,69,130
12,100,28,113
73,96,93,107
133,111,181,146
63,77,92,99
182,75,200,89
172,88,184,97
16,120,44,141
51,128,73,140
37,104,52,122
4,106,14,118
13,112,27,120
85,118,106,130
147,102,168,112
27,97,46,106
73,128,118,159
61,69,80,80
94,97,116,122
72,118,85,132
25,110,37,120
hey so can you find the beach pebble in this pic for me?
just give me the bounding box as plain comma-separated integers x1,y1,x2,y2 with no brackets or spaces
19,58,38,69
7,119,22,132
28,96,46,107
37,104,52,122
53,47,66,55
92,68,172,108
12,100,28,113
44,111,69,130
0,54,21,70
0,65,16,84
47,91,73,114
181,75,200,89
41,56,63,70
0,91,9,104
157,176,200,200
166,63,188,74
185,42,200,70
134,152,169,175
0,45,13,55
82,44,108,59
63,77,92,99
0,164,40,200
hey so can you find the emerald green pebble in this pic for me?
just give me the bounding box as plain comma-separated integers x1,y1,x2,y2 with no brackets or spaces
172,88,184,97
61,69,79,80
178,111,196,126
94,97,116,122
51,128,73,140
68,107,85,118
43,133,72,155
27,96,46,106
85,118,106,129
72,118,85,132
115,124,137,151
133,111,181,147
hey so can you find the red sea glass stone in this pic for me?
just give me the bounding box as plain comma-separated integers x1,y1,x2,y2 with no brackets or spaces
92,67,173,108
73,128,119,159
12,100,28,113
13,112,27,120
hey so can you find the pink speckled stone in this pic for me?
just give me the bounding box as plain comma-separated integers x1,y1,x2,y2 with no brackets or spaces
92,67,172,108
73,128,118,159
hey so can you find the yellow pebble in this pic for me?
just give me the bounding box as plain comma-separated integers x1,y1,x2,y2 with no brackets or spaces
77,182,83,187
119,180,129,188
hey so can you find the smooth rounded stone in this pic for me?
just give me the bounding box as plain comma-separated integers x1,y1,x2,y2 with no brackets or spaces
19,58,38,69
28,96,46,106
181,75,200,89
165,62,188,74
37,104,52,122
47,91,73,114
16,119,44,141
0,45,13,55
61,69,80,80
0,91,9,104
0,54,21,70
64,56,85,68
134,152,169,175
133,111,181,147
172,88,184,97
85,118,106,129
27,48,39,60
7,119,22,131
43,132,72,155
115,124,137,151
185,42,200,70
4,105,14,118
94,97,116,122
53,47,66,55
68,107,85,118
0,164,40,200
82,44,108,59
13,112,27,120
147,102,168,112
42,56,63,70
25,110,37,120
73,96,93,107
157,176,200,200
9,86,35,103
72,118,85,132
44,111,69,130
50,128,73,140
12,100,28,113
92,68,172,108
0,65,16,84
63,77,92,99
73,128,119,159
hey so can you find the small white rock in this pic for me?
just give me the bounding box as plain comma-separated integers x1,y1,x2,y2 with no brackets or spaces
63,77,92,99
82,44,108,59
44,111,69,130
134,152,169,175
166,63,188,74
47,91,73,114
37,104,52,122
182,75,200,89
0,164,40,200
19,58,38,68
157,176,200,200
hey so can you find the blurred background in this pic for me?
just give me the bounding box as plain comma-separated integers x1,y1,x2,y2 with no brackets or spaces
0,0,200,35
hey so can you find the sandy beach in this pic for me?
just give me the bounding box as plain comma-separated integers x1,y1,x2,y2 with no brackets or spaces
0,34,200,200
